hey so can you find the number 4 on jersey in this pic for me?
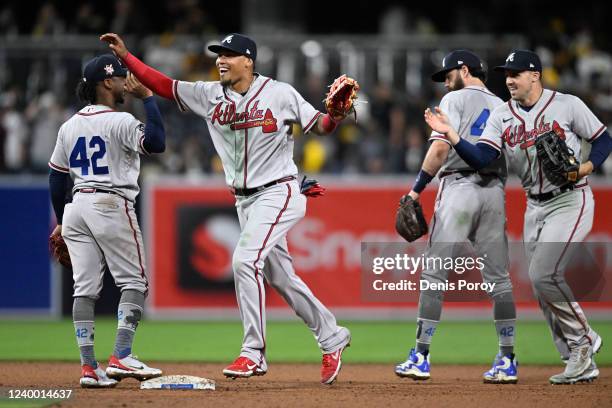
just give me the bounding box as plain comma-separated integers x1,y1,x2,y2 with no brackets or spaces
470,109,490,136
69,136,109,175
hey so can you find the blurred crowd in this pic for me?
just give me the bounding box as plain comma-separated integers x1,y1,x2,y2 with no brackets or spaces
1,1,611,177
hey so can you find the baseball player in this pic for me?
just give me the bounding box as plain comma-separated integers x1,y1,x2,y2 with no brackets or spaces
394,50,518,383
48,54,165,388
425,49,612,384
100,32,352,385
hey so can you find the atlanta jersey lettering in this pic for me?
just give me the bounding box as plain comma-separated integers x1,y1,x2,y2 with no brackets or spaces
49,104,147,201
171,74,321,188
479,89,607,195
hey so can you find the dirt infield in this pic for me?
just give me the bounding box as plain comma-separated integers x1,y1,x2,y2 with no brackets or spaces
0,362,610,407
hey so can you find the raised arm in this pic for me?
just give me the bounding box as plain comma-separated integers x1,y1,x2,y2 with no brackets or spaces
310,75,360,135
100,33,174,100
124,73,166,153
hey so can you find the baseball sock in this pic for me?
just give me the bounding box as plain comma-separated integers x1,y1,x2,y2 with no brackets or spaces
73,296,97,368
493,291,516,355
113,289,145,359
415,290,443,353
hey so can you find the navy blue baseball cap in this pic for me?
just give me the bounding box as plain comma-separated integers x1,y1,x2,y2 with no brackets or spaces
494,50,542,72
431,50,484,82
208,33,257,61
83,54,127,83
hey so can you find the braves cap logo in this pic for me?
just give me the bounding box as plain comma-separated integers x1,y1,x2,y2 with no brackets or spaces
104,64,114,75
442,56,446,67
506,52,515,62
223,35,233,44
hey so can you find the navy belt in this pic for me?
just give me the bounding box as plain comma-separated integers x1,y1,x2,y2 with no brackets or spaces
528,182,587,202
232,176,296,197
439,170,498,179
76,188,118,195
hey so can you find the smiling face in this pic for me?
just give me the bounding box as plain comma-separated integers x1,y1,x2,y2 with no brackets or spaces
505,70,541,104
216,50,253,88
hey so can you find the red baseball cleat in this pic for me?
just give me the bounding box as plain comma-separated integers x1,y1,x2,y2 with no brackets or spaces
80,364,118,388
321,344,349,385
223,356,266,378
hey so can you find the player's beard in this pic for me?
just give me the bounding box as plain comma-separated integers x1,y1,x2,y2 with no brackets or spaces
220,77,232,87
220,75,241,88
449,75,465,91
114,89,125,105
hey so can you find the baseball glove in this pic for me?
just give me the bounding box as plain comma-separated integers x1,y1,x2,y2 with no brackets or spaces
535,130,580,186
395,195,428,242
300,175,325,197
49,234,72,268
325,75,360,121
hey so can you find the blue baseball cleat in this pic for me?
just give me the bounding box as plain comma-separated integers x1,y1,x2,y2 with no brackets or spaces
395,348,430,380
483,353,518,384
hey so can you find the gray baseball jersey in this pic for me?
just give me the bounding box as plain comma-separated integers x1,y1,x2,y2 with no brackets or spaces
478,89,606,195
49,104,149,298
49,104,148,202
430,85,506,178
479,89,606,351
172,74,321,188
418,85,514,350
168,74,349,365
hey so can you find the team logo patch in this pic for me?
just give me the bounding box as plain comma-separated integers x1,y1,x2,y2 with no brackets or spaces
222,35,233,44
104,64,114,75
506,52,515,62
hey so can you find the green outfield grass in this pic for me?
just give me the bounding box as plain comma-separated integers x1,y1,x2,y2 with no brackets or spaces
0,320,610,365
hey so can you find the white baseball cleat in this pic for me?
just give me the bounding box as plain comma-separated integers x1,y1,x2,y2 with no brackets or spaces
395,348,431,380
106,354,162,381
550,361,600,384
483,353,518,384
